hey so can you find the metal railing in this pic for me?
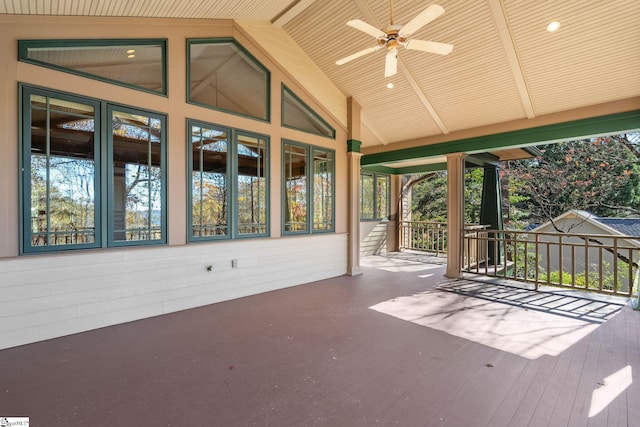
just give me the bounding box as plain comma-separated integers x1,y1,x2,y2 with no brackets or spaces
463,229,640,297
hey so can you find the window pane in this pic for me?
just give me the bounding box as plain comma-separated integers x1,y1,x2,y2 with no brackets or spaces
111,110,163,242
360,173,374,219
29,94,97,248
284,144,308,232
191,125,229,238
237,134,268,235
20,40,166,94
377,175,390,219
282,87,335,138
189,40,269,120
313,149,334,231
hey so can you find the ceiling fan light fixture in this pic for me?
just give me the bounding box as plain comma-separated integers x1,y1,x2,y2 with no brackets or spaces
335,2,453,77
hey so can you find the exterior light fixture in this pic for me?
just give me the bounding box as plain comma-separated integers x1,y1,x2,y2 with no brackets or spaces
386,82,394,89
546,21,560,32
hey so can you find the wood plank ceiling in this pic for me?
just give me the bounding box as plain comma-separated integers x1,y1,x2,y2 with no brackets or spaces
3,0,640,160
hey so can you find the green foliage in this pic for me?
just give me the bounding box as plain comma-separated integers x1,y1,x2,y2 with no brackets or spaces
504,135,640,225
410,169,485,223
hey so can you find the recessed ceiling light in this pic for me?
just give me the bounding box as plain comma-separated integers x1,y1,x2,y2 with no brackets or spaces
127,54,136,59
126,49,136,54
546,21,560,32
386,82,394,89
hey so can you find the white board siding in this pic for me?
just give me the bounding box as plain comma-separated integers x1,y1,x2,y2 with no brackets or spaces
0,234,347,349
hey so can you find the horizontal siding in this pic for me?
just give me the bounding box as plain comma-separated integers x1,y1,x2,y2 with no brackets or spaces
0,234,347,349
360,221,390,256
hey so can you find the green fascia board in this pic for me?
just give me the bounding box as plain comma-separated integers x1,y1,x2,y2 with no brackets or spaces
361,110,640,166
361,165,395,174
362,163,447,175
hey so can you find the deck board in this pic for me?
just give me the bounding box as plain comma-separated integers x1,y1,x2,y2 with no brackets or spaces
0,253,638,427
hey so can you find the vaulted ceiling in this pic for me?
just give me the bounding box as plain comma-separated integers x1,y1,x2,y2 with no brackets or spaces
3,0,640,168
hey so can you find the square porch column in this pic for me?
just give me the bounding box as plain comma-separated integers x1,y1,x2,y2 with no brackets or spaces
446,153,466,278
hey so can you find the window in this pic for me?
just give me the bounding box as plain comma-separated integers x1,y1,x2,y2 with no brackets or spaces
19,39,167,95
188,39,269,121
188,120,269,241
108,106,166,245
21,86,167,253
282,85,335,138
283,141,334,234
360,172,390,220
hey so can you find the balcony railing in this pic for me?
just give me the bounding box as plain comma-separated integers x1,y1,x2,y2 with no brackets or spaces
463,229,640,298
399,221,448,255
399,221,489,263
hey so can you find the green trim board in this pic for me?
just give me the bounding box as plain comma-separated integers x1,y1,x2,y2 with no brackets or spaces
361,111,640,166
347,139,362,152
362,163,447,175
19,39,168,96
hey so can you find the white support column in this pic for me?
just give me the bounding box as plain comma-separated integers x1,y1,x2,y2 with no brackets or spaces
446,153,466,278
346,96,363,276
347,150,363,276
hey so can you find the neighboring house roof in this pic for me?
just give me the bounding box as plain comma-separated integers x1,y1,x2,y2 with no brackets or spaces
531,209,640,238
597,218,640,237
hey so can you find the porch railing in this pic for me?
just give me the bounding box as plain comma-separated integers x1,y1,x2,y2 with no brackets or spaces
399,221,490,263
463,228,640,298
399,221,448,255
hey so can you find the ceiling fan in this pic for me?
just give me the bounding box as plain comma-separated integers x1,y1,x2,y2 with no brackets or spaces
335,1,453,77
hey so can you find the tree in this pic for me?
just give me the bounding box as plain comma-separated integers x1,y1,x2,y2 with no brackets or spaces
409,168,485,223
504,134,640,230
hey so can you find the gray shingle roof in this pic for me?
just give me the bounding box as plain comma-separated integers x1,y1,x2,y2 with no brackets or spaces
596,218,640,237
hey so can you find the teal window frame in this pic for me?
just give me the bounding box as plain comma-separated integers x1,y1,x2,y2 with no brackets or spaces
360,171,390,221
19,84,167,254
282,140,335,235
107,105,168,247
281,85,335,139
18,39,168,96
187,38,271,123
187,119,270,242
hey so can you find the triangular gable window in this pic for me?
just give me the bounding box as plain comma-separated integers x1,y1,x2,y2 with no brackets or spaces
19,39,167,95
282,85,335,139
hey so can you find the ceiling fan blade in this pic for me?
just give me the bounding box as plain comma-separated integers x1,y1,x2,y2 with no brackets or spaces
347,19,387,39
398,4,445,38
405,39,453,55
335,45,382,65
384,50,398,77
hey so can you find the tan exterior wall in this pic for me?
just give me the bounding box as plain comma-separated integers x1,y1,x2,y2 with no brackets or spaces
0,16,349,349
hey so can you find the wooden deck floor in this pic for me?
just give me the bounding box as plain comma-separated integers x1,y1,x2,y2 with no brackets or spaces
1,253,639,426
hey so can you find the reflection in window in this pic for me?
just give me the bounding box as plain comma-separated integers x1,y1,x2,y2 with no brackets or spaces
237,134,268,235
284,144,308,232
110,108,165,243
313,149,334,231
360,172,390,220
377,175,390,219
283,141,334,234
188,120,269,241
191,125,229,238
282,86,335,138
360,173,375,220
188,39,269,120
27,94,98,248
19,39,167,95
